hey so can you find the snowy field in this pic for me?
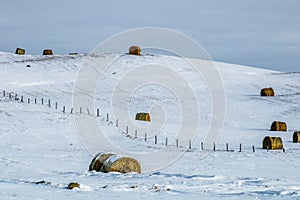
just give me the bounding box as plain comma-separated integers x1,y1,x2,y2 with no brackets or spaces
0,51,300,199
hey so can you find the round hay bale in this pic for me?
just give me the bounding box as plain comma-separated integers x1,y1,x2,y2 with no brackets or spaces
270,121,287,131
15,48,25,55
260,87,274,96
43,49,53,55
262,136,283,150
293,131,300,143
68,182,80,190
129,46,141,56
135,112,151,122
102,155,141,174
89,152,115,172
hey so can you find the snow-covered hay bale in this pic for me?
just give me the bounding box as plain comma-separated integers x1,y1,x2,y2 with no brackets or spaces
135,112,151,122
43,49,53,55
89,152,115,172
270,121,287,131
293,131,300,143
15,48,25,55
68,182,80,190
129,46,141,55
260,87,274,96
102,155,141,174
262,136,283,150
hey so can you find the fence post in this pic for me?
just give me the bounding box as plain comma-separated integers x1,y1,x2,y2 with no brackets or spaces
15,93,18,101
80,107,82,114
63,106,66,113
226,143,228,151
35,98,37,104
239,144,242,152
28,98,30,104
48,99,51,107
9,93,11,99
126,126,128,134
155,135,157,144
252,145,255,153
71,108,73,114
189,140,192,149
176,139,178,147
145,133,147,142
116,119,118,127
106,113,109,122
97,108,99,117
201,142,204,151
3,90,5,97
21,96,23,103
135,129,137,139
213,143,216,151
55,102,57,109
165,138,168,146
283,148,285,153
87,108,90,115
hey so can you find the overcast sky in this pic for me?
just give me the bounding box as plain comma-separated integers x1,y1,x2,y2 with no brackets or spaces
1,0,299,72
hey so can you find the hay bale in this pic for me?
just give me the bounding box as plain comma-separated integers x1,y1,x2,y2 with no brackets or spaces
15,48,25,55
270,121,287,131
293,131,300,143
68,182,80,190
260,87,274,96
43,49,53,55
135,112,151,122
129,46,141,55
102,155,141,174
89,152,115,172
262,136,283,150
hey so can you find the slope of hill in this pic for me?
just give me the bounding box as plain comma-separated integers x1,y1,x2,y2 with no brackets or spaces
0,52,300,199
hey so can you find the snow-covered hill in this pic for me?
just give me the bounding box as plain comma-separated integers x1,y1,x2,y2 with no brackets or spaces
0,51,300,199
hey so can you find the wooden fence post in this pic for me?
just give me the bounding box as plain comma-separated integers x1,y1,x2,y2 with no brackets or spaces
97,108,99,117
226,143,228,151
135,129,137,139
165,138,168,146
21,96,23,103
63,106,65,113
55,102,57,109
106,113,109,122
116,119,118,127
80,107,82,114
3,90,5,97
155,135,157,144
48,99,51,107
145,133,147,142
176,139,178,147
27,98,30,104
35,98,37,104
189,140,192,149
213,143,216,151
126,126,128,134
201,142,204,151
252,145,255,153
239,144,242,152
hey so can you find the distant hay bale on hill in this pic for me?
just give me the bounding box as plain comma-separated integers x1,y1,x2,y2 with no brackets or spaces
129,46,141,55
135,112,151,122
262,136,283,150
15,48,25,55
89,153,141,174
293,131,300,143
270,121,287,131
260,87,274,96
89,152,115,172
43,49,53,55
